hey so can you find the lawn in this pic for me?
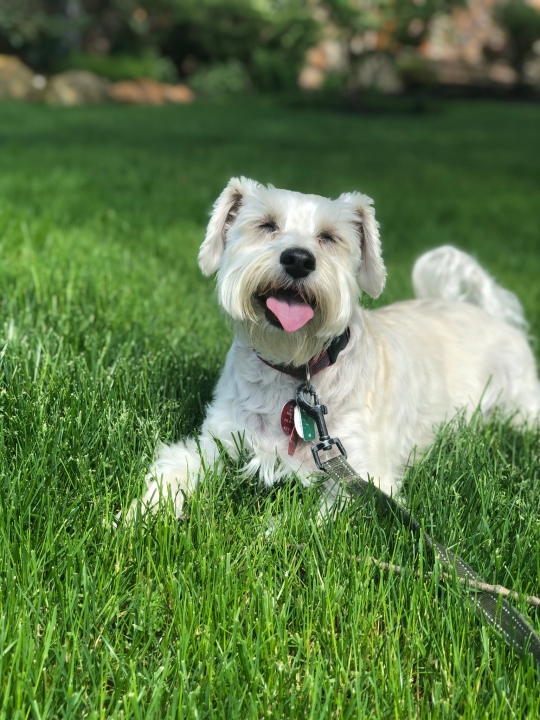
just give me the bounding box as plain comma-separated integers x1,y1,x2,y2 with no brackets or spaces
0,98,539,718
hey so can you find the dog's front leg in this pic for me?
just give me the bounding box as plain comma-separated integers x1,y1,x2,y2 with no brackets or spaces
128,433,220,519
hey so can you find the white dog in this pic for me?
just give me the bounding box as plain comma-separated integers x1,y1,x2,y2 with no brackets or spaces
132,177,540,518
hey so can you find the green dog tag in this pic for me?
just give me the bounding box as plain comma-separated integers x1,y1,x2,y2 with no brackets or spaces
294,404,316,441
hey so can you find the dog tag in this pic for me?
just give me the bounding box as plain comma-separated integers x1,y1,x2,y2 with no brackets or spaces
288,428,299,456
294,405,317,442
281,400,296,436
281,401,300,456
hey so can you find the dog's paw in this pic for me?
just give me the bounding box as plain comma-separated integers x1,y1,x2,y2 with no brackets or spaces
125,440,203,522
125,469,192,522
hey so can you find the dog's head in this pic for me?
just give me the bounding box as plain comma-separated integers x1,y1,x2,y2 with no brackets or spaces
198,177,386,365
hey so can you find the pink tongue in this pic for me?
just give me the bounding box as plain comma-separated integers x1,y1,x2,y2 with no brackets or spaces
266,296,314,333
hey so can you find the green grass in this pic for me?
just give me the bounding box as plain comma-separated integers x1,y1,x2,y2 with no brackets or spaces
0,98,539,718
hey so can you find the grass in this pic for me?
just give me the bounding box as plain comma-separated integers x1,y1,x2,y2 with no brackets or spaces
0,98,539,718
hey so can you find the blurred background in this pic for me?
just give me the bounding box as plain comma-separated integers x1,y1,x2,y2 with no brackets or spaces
1,0,540,105
0,8,539,712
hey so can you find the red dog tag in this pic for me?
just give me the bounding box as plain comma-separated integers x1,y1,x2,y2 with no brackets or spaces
281,400,299,456
281,400,295,435
288,429,298,457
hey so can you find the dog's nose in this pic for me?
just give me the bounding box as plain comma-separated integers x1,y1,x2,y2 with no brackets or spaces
280,247,316,279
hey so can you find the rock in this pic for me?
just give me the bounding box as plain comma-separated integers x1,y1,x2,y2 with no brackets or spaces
425,2,505,66
298,65,325,91
318,39,348,73
32,75,47,91
162,83,195,104
524,57,540,88
108,80,147,105
435,61,476,85
136,78,165,105
108,79,194,105
299,40,349,90
44,71,110,106
305,47,328,71
0,55,34,101
488,62,517,86
355,53,404,94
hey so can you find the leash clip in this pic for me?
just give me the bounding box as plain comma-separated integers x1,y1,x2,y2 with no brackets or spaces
295,382,347,470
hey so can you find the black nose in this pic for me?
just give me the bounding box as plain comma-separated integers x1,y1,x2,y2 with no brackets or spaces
280,247,316,279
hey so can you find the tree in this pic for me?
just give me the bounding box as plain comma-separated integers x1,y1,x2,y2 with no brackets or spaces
495,0,540,83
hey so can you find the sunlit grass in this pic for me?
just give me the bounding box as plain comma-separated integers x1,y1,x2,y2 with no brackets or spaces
0,98,539,717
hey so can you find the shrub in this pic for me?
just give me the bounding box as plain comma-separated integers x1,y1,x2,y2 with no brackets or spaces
187,59,251,96
0,0,74,71
495,0,540,81
161,0,319,92
62,49,178,83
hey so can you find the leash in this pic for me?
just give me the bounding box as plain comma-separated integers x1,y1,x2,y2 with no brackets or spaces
293,379,540,665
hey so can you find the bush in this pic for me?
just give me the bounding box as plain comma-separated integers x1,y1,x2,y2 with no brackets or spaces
62,49,178,83
161,0,319,92
250,49,299,93
0,0,74,71
398,54,438,90
188,60,251,96
1,0,317,92
495,0,540,81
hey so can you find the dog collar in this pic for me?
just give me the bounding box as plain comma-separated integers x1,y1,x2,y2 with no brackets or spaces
257,328,350,380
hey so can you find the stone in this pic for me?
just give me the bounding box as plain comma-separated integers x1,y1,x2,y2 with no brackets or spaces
435,61,472,85
162,84,195,104
109,79,194,105
424,0,506,66
136,78,166,105
32,75,47,91
298,65,325,91
44,70,110,105
299,40,349,91
319,39,348,73
108,80,147,105
488,62,517,86
0,55,34,101
355,53,404,94
305,47,327,71
524,57,540,88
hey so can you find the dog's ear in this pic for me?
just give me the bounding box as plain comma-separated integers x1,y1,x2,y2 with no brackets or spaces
340,191,386,298
198,177,257,276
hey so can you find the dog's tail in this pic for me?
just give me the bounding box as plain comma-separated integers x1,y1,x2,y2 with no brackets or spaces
412,245,527,331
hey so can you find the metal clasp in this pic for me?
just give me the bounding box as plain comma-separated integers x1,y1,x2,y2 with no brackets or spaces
295,382,347,470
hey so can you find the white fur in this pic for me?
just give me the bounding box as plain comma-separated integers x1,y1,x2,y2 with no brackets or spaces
129,180,540,519
413,245,528,331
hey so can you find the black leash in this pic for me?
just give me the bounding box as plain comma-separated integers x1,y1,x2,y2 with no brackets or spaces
295,380,540,665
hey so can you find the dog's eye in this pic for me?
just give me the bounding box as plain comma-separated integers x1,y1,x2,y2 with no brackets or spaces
318,231,336,244
259,220,278,233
